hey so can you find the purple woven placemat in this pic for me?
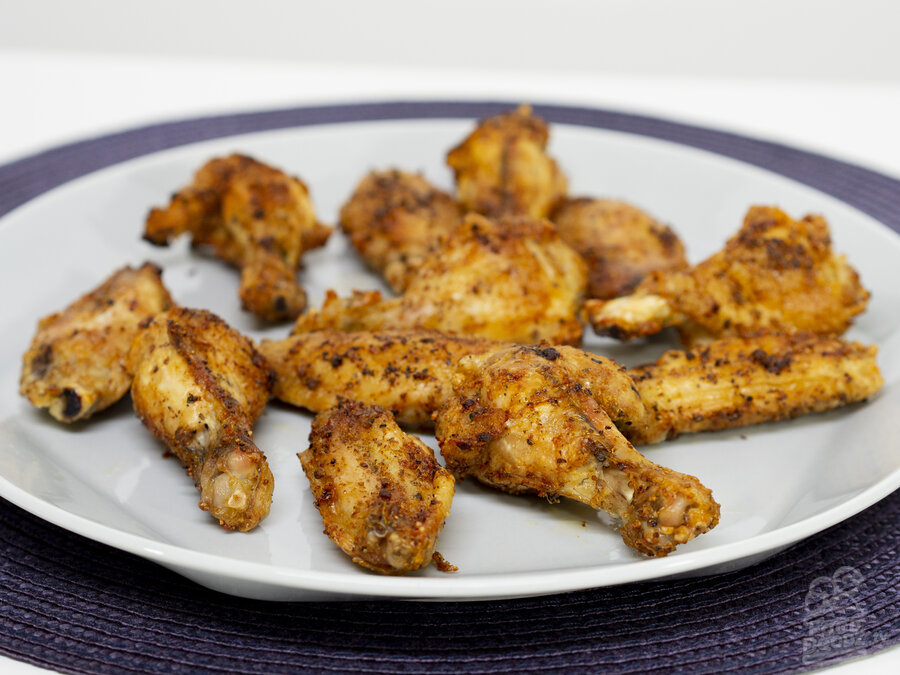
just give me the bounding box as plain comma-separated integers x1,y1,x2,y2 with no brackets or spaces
1,101,898,674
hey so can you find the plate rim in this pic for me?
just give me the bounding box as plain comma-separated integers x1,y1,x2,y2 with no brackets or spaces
2,99,899,600
2,462,899,599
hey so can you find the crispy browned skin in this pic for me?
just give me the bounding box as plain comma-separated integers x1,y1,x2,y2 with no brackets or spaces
144,154,332,321
339,170,462,292
127,307,274,531
301,401,455,575
19,263,173,422
551,198,688,299
446,104,567,219
265,327,882,451
586,206,869,345
260,330,502,427
293,213,587,344
625,333,883,445
435,344,718,556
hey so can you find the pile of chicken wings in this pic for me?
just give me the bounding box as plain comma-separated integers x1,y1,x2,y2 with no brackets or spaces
20,105,882,574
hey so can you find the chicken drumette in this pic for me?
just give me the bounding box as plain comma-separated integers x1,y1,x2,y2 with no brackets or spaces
20,263,173,422
550,198,688,300
144,154,332,321
446,104,567,219
586,206,869,345
292,213,587,344
339,169,462,292
127,307,274,531
301,401,455,574
435,344,719,556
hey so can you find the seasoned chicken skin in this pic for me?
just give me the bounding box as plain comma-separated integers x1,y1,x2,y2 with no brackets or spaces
586,206,869,345
144,154,332,321
260,330,501,427
447,104,567,219
551,198,688,299
625,333,883,445
127,307,274,531
20,263,173,422
301,401,455,575
293,213,587,344
435,344,719,556
264,326,881,450
339,170,462,292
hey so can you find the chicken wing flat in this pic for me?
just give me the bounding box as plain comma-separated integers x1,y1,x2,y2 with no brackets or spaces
586,206,869,345
446,104,567,219
127,307,274,531
435,344,718,556
292,213,587,344
339,170,462,292
264,326,882,449
259,330,502,427
301,401,455,574
551,198,688,300
20,263,173,422
624,333,883,445
144,154,332,321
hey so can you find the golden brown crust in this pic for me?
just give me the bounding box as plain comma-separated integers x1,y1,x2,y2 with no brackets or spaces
144,154,331,322
550,198,688,299
339,170,462,291
586,206,869,344
446,104,567,219
127,307,274,531
292,213,587,345
301,401,455,575
435,344,719,556
625,333,883,444
19,263,173,422
260,330,502,427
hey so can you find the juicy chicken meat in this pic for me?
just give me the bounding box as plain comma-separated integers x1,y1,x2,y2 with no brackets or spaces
127,307,274,531
20,263,173,422
339,170,462,292
292,213,587,344
435,344,719,556
446,104,567,219
144,154,332,321
302,401,455,574
551,198,688,300
586,206,869,345
260,330,501,427
625,333,883,445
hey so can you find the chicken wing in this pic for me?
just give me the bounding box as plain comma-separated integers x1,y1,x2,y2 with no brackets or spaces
339,169,462,292
301,401,455,574
259,330,502,427
550,198,688,299
586,206,869,345
264,326,881,451
292,213,587,344
144,154,332,321
435,344,718,556
446,104,567,219
20,263,173,422
625,333,883,445
127,307,274,531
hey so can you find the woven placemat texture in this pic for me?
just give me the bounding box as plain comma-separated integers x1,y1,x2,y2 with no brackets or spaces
0,102,898,674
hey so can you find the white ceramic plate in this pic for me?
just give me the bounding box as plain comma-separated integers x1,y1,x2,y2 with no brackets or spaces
1,116,899,601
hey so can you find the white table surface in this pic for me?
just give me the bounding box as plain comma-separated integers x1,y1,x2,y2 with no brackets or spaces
0,47,897,674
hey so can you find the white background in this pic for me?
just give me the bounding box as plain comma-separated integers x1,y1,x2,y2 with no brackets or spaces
1,0,897,672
